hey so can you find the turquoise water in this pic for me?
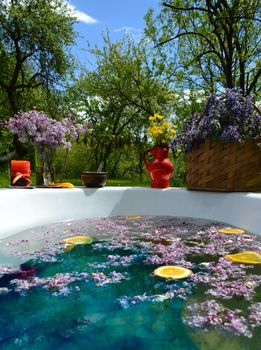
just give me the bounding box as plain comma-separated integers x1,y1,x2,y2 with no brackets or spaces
0,216,260,350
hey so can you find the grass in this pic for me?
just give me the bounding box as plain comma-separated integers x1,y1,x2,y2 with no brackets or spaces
68,178,150,187
0,173,150,188
0,173,9,188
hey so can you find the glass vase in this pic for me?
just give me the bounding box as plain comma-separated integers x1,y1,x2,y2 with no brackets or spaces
35,145,55,186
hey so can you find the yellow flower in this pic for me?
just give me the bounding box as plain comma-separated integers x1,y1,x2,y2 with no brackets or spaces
147,113,176,146
162,121,171,127
150,113,164,121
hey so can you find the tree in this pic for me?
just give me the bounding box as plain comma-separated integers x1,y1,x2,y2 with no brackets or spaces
0,0,77,115
67,34,174,173
145,0,261,95
0,0,77,158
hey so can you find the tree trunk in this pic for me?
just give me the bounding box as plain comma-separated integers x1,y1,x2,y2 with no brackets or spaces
110,151,122,178
7,88,18,115
97,142,113,172
6,88,27,157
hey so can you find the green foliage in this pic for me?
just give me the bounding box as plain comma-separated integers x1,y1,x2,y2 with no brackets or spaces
0,129,13,157
172,152,186,187
0,0,77,115
145,0,261,95
54,143,92,180
67,33,175,172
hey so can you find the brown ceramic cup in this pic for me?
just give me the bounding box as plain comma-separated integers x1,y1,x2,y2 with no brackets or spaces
81,171,107,188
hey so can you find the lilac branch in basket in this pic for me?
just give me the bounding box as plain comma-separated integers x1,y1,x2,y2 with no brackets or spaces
171,89,261,152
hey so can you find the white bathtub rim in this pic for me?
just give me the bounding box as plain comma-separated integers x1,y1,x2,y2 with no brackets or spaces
0,187,260,239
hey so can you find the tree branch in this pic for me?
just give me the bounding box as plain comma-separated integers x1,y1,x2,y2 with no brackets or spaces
157,31,210,46
162,2,208,12
247,66,261,95
184,50,219,68
0,150,17,163
15,72,45,89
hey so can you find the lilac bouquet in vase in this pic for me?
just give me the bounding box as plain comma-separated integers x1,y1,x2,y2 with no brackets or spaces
6,110,92,186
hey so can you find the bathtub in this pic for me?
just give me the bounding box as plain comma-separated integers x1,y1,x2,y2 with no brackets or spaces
0,187,261,239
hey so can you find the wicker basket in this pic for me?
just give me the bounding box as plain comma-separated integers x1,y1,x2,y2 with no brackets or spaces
186,138,261,191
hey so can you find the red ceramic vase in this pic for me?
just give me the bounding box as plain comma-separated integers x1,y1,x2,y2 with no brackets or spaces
143,146,174,188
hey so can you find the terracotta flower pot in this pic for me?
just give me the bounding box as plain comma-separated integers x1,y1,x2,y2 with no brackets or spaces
81,171,107,188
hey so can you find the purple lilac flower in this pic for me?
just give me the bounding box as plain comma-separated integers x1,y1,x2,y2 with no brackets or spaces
117,283,193,309
144,240,188,265
171,89,261,151
248,303,261,328
106,254,137,266
91,271,129,287
10,272,89,295
5,110,92,152
184,300,252,337
206,279,260,301
0,265,20,274
187,226,261,256
190,257,254,287
221,125,241,143
207,258,251,280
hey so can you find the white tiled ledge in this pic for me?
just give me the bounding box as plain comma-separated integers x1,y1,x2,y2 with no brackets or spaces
0,187,260,238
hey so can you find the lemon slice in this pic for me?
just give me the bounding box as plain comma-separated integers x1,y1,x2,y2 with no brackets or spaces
218,227,245,234
225,251,261,264
63,236,93,245
153,265,192,279
125,215,142,220
49,182,75,188
63,244,75,252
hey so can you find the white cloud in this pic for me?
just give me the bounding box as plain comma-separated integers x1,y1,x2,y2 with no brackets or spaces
67,2,98,24
3,0,98,25
114,26,142,35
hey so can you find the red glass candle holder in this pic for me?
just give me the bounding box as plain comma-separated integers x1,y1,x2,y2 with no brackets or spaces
10,160,31,186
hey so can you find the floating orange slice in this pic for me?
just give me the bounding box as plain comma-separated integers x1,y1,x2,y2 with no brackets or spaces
63,244,75,253
153,265,192,279
63,236,93,245
49,182,75,188
218,227,245,234
125,216,142,220
225,251,261,264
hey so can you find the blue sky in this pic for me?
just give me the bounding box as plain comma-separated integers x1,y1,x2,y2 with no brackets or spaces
67,0,160,67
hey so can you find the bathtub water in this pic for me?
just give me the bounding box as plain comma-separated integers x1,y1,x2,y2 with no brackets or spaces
0,214,260,350
0,187,260,350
